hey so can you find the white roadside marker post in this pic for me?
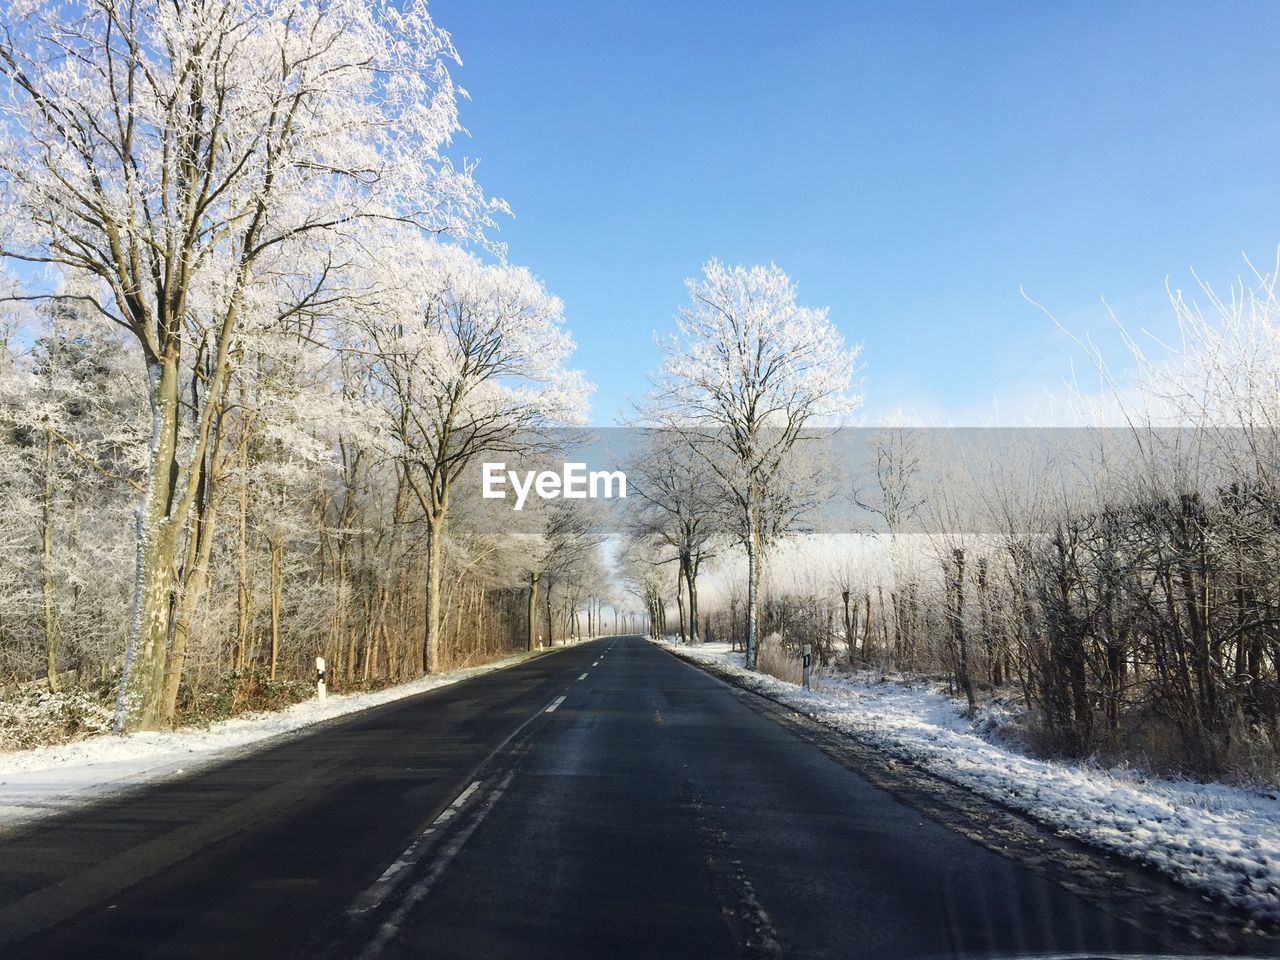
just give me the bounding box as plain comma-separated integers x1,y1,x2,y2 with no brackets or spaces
802,643,812,690
316,656,327,702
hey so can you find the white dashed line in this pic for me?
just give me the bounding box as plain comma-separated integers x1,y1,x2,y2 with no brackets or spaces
545,695,566,713
356,772,515,959
432,779,481,824
578,673,588,680
349,779,482,917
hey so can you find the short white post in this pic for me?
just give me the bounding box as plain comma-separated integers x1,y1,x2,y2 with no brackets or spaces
802,643,812,690
316,656,327,702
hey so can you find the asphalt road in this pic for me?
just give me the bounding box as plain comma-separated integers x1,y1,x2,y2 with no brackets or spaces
0,636,1217,959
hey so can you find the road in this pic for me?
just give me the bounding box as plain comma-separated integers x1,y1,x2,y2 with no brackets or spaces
0,636,1225,959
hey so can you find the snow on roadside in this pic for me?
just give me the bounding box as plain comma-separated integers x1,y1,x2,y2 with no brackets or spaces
660,639,1280,922
0,650,547,832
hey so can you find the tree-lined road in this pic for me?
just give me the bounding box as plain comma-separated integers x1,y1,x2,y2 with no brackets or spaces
0,637,1202,958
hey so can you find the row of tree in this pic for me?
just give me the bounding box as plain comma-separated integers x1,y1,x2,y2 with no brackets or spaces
0,0,614,732
627,258,1280,780
5,1,1274,784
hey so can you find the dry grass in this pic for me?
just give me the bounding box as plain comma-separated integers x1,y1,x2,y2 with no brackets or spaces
757,633,804,686
1020,702,1280,786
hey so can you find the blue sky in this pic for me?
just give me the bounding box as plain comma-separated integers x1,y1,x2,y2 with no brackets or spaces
431,0,1280,425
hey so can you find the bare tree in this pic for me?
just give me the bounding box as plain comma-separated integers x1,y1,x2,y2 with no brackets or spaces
352,238,588,673
0,0,501,730
626,432,718,643
854,426,926,661
519,500,602,651
647,260,860,669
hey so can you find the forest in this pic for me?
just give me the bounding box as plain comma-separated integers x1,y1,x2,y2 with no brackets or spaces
0,0,612,739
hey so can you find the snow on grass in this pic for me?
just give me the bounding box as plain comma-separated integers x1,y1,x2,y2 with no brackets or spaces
660,639,1280,922
0,650,548,832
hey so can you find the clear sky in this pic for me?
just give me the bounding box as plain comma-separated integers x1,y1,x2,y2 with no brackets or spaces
430,0,1280,425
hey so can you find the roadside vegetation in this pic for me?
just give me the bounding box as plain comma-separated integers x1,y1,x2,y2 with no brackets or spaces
632,264,1280,785
0,0,612,741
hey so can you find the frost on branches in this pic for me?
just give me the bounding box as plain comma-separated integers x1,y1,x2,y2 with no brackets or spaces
646,260,862,670
0,0,507,731
346,235,591,674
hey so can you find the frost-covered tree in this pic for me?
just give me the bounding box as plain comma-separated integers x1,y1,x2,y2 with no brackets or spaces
0,0,503,730
619,543,670,640
352,238,589,673
648,260,861,669
853,425,927,659
0,301,145,688
627,432,719,643
516,499,602,650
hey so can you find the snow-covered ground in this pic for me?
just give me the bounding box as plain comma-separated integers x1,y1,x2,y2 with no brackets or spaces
0,650,548,833
660,639,1280,922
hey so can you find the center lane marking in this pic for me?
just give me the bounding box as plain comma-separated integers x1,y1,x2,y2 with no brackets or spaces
578,673,588,680
349,779,482,917
349,663,583,931
356,771,517,959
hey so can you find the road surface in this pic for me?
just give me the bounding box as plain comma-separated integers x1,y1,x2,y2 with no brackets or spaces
0,636,1235,958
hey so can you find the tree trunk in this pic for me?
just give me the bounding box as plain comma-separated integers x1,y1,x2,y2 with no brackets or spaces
877,585,890,656
235,440,250,673
840,588,853,664
113,354,184,733
423,516,444,673
41,431,59,693
686,558,700,644
362,592,377,683
745,523,762,670
161,459,222,722
951,549,976,713
675,557,688,643
862,592,873,660
527,575,540,650
269,531,283,681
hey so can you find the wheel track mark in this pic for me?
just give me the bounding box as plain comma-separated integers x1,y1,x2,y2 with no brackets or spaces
680,779,783,959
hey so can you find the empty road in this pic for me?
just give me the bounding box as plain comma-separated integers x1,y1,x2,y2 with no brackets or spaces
0,636,1240,958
